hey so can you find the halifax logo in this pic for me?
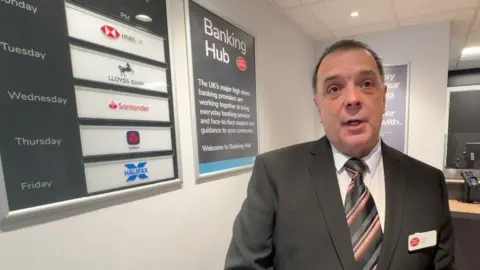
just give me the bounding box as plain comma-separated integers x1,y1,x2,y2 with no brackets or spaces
124,161,148,182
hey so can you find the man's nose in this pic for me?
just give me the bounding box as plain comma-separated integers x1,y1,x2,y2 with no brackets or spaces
344,84,361,107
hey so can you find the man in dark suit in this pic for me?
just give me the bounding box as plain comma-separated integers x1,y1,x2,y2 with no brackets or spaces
224,39,455,270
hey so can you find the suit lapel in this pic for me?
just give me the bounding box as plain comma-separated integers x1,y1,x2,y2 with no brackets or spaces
308,137,357,270
377,142,407,269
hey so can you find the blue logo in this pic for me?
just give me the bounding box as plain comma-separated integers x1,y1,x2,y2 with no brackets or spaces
124,162,148,182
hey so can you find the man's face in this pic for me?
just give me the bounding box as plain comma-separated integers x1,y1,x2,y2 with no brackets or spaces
313,48,387,157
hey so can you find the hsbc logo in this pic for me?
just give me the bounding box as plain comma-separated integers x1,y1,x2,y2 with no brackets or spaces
100,25,143,44
108,101,150,112
101,25,120,39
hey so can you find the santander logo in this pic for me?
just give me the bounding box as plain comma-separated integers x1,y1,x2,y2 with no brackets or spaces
108,101,149,112
101,25,120,39
109,101,118,109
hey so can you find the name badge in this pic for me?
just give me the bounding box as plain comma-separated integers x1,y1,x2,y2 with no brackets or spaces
408,230,437,252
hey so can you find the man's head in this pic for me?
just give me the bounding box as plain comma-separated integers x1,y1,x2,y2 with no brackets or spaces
312,39,387,158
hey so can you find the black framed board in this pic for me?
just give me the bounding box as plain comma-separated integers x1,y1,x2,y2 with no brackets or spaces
0,0,179,222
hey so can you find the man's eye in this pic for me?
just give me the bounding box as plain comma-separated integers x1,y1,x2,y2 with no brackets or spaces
361,81,374,88
328,86,340,93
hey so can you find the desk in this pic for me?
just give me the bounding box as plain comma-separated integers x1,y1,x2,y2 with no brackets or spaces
449,200,480,215
448,200,480,270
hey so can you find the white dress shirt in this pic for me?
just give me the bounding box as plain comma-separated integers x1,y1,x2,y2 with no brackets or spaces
331,139,386,232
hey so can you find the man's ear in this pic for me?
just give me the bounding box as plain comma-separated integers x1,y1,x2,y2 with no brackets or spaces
313,96,323,123
313,96,321,114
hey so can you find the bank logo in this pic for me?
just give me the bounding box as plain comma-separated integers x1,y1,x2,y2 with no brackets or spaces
100,24,143,44
108,62,145,87
101,25,120,39
108,100,150,112
109,101,118,109
124,161,148,182
119,62,134,77
127,131,140,147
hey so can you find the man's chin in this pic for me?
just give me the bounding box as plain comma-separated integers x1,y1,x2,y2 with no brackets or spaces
341,134,375,155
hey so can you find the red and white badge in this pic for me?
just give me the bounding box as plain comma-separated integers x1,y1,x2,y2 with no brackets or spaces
408,230,437,251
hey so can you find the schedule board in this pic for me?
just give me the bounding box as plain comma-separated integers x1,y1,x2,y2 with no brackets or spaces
0,0,179,221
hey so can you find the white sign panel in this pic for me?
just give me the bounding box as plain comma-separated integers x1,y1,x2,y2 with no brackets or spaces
75,86,170,122
84,156,175,194
65,2,166,63
80,126,172,156
70,45,168,93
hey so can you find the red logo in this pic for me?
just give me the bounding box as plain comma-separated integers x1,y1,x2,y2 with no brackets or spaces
109,101,118,109
236,56,247,71
101,25,120,39
127,131,140,145
410,237,420,247
108,101,149,112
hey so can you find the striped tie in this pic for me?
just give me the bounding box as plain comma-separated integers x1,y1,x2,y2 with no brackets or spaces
344,158,382,270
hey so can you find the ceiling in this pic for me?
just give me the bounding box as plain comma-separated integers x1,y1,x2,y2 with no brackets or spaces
268,0,480,71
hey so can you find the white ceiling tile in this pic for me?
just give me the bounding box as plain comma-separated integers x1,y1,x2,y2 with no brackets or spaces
399,9,475,35
301,0,326,4
332,21,397,38
285,5,332,38
394,0,479,19
470,9,480,31
272,0,302,9
310,0,396,31
311,31,334,40
466,30,480,47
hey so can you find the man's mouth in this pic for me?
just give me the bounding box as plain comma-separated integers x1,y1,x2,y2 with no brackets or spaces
343,119,366,127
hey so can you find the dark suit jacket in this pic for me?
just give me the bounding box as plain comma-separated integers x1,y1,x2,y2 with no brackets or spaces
224,136,455,270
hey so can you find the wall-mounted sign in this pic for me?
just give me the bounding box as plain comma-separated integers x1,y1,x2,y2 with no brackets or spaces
79,126,172,156
65,3,166,63
84,156,175,194
75,86,170,122
70,46,168,93
0,0,179,223
380,64,410,153
187,1,258,177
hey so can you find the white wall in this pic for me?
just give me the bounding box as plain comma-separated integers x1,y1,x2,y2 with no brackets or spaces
315,21,451,169
0,0,317,269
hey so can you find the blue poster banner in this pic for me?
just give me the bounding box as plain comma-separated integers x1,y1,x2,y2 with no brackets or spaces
380,64,409,153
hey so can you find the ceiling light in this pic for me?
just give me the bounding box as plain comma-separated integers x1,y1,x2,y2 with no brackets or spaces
461,47,480,60
135,14,152,22
350,11,359,17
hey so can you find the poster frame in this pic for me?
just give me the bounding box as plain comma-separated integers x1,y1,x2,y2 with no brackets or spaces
382,62,411,154
184,0,260,181
0,0,184,228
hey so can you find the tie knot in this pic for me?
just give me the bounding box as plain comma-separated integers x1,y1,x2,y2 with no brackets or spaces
344,158,367,175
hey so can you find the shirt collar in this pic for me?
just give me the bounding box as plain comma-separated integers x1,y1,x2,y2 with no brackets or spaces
331,139,382,175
